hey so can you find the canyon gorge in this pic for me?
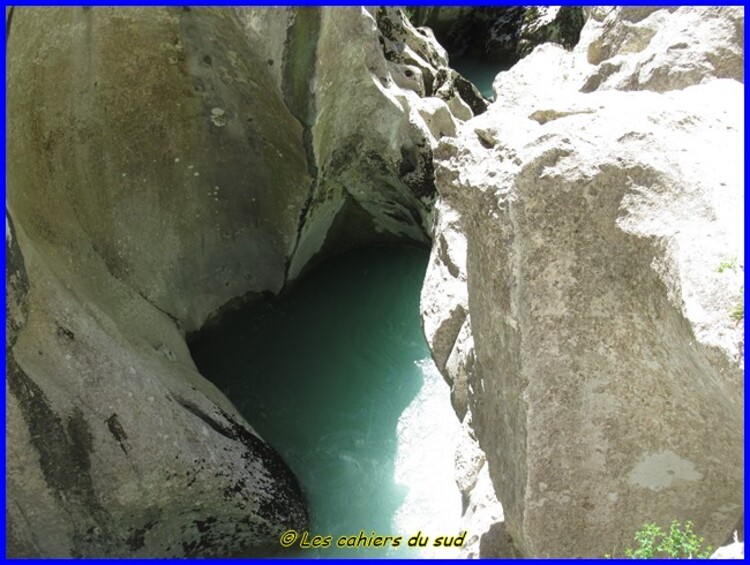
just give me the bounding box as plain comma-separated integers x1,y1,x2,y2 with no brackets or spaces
5,6,744,558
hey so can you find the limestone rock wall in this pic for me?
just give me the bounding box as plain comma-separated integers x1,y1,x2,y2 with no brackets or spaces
581,6,743,92
5,7,478,557
8,5,743,558
7,8,313,332
7,8,312,557
237,7,485,280
422,6,744,557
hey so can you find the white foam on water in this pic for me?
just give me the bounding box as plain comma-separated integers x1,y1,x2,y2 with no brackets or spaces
393,358,464,558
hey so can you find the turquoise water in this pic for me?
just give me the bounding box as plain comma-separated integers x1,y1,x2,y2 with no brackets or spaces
190,246,462,558
450,57,511,100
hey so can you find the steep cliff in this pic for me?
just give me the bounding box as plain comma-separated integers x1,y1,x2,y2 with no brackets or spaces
6,5,744,559
5,7,480,557
421,6,744,557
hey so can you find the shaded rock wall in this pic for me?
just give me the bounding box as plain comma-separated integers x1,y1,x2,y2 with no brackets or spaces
6,7,480,557
8,8,311,557
409,7,584,65
8,8,311,331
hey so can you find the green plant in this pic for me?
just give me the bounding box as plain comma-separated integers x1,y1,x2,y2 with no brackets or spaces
402,7,417,24
716,259,744,321
524,6,541,25
623,520,712,559
731,300,744,322
717,258,738,273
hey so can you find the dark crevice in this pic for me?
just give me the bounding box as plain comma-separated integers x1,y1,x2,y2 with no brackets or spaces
125,520,158,551
407,7,584,64
6,6,14,45
105,413,131,455
133,288,182,331
280,9,322,287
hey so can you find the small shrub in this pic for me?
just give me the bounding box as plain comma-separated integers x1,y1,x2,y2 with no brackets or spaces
401,7,417,24
717,258,738,273
623,520,712,559
523,6,541,25
730,300,744,322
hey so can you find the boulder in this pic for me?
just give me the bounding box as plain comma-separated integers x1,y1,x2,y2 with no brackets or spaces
423,6,744,557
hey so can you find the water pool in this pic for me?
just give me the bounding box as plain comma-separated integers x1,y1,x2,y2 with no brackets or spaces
190,246,463,557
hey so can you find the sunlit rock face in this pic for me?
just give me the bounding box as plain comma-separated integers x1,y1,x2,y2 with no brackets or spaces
420,6,744,557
